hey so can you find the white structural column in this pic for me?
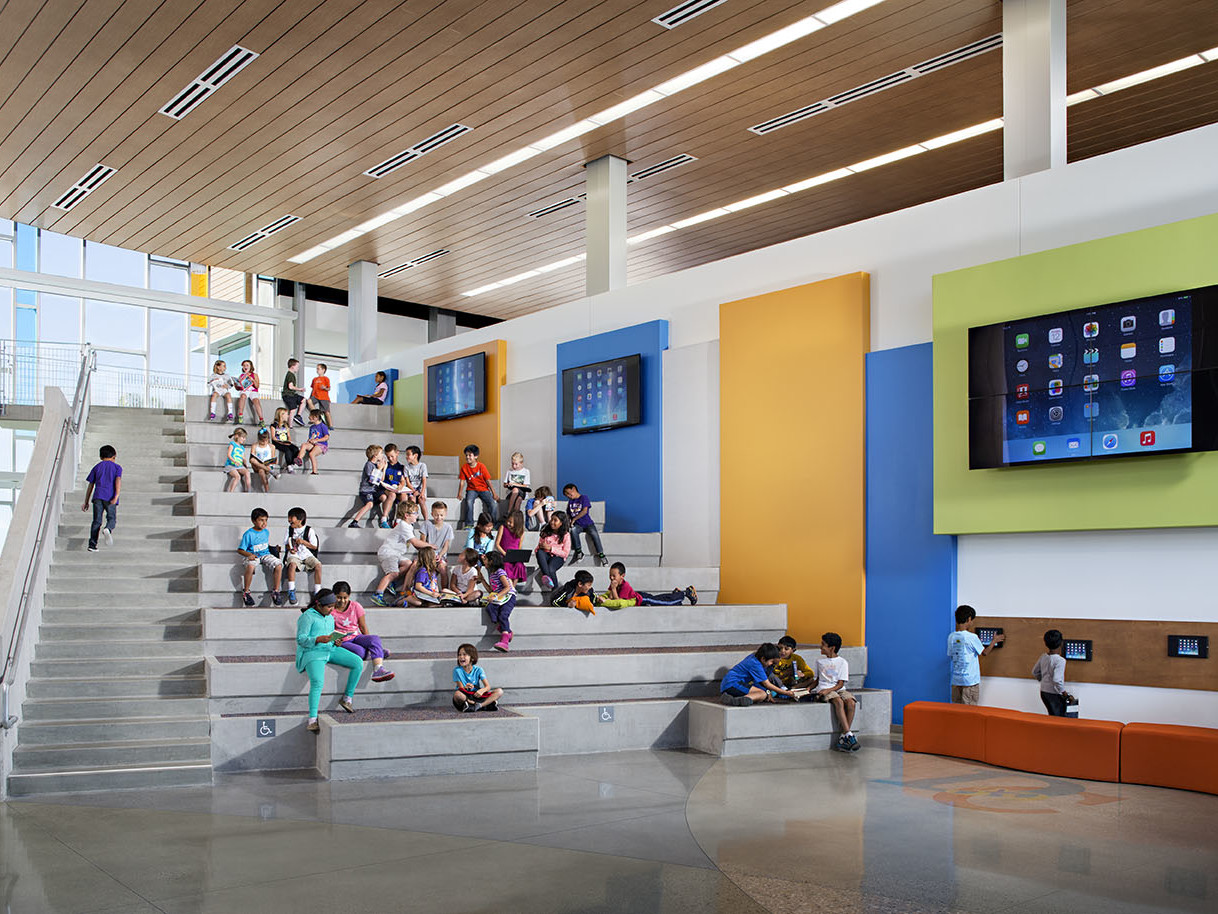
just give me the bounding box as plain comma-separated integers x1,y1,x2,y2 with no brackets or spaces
292,281,307,364
1003,0,1067,179
584,155,628,297
347,260,378,365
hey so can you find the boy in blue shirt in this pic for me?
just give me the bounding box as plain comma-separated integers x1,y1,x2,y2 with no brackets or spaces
238,508,284,606
380,443,406,527
719,643,795,706
563,482,607,566
81,444,122,552
948,604,1004,704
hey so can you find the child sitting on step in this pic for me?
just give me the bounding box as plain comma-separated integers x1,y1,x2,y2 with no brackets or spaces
525,485,556,531
346,445,387,528
249,429,276,492
549,569,598,614
296,589,362,732
816,632,859,752
223,428,252,493
372,502,429,606
770,635,815,696
447,548,487,604
297,409,329,475
270,408,298,473
720,643,794,706
452,643,503,712
207,359,235,421
237,507,283,607
482,551,516,652
402,545,442,606
331,581,394,682
602,562,697,607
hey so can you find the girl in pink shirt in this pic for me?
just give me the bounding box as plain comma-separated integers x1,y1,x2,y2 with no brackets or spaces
535,511,571,591
331,581,394,681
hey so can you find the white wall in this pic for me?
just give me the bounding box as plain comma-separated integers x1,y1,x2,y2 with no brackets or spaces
305,299,429,361
500,376,556,485
662,341,720,567
342,123,1218,721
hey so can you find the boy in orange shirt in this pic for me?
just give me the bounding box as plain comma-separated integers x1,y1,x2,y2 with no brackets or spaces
307,363,332,428
457,443,497,528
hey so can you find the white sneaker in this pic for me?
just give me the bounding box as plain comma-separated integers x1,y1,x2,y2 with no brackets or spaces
102,528,113,547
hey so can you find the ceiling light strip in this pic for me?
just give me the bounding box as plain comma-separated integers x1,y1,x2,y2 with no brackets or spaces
159,45,258,120
287,1,896,264
52,164,116,210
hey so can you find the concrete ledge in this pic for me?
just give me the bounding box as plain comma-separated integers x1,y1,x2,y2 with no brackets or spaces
211,713,317,772
317,713,538,779
187,470,460,497
688,689,892,757
184,396,393,431
514,700,690,756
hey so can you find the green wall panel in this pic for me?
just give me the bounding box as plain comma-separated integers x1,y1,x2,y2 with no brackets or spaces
393,374,424,435
933,211,1218,534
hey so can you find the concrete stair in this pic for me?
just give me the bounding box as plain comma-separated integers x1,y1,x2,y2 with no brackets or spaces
7,406,213,798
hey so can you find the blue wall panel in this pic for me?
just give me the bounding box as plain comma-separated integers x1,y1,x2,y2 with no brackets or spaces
337,368,398,406
556,321,668,532
865,343,956,722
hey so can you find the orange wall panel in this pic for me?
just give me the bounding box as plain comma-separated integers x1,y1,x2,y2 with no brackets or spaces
719,275,870,645
423,340,506,474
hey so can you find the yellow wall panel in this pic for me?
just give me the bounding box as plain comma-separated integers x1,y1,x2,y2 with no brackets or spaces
423,341,506,474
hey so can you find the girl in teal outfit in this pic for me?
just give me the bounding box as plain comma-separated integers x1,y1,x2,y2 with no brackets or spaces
296,588,363,732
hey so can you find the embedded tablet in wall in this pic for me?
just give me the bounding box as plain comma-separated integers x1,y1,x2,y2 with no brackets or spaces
561,354,641,435
426,352,486,421
967,283,1218,468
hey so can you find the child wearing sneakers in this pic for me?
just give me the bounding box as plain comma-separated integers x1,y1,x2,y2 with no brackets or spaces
81,444,122,552
237,508,283,606
452,643,503,712
296,589,363,733
249,429,276,492
482,551,516,651
297,409,329,474
525,485,556,531
403,545,442,606
603,562,697,607
346,445,387,528
331,581,395,682
223,428,252,492
457,444,496,527
306,363,332,428
234,359,264,428
372,502,429,605
534,511,571,591
402,445,429,514
549,569,599,614
1032,629,1073,716
207,360,235,420
418,502,454,584
270,408,298,472
380,443,406,525
501,451,531,519
283,507,322,605
719,643,794,705
816,632,859,751
563,483,606,566
282,358,307,426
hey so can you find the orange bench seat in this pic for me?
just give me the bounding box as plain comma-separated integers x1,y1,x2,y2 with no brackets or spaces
902,701,991,762
984,711,1123,782
1121,723,1218,796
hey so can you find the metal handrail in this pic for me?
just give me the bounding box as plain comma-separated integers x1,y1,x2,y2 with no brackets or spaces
1,347,94,727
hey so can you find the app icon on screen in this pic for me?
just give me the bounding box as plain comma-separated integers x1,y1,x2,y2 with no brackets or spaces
1067,437,1081,449
1140,430,1156,446
1120,316,1137,333
1016,359,1029,373
1083,321,1100,338
1160,309,1175,327
1016,384,1029,399
1032,441,1047,456
1102,434,1119,450
1083,374,1100,392
1083,347,1099,364
1016,410,1030,425
1159,364,1175,383
1160,337,1175,354
1049,328,1063,343
1049,353,1063,369
1084,402,1099,418
1121,342,1137,359
1048,379,1063,396
1120,369,1136,387
1015,333,1029,349
1049,406,1064,421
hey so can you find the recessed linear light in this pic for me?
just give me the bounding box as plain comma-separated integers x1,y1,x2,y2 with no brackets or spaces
51,164,116,210
1067,48,1217,106
159,45,258,120
288,1,893,264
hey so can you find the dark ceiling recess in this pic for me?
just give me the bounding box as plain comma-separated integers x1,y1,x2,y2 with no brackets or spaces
275,280,501,329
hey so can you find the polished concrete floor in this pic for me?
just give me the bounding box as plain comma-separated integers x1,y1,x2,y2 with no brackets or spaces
2,738,1215,913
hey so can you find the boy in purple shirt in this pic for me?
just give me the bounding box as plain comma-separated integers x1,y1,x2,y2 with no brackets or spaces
563,483,607,566
81,445,122,552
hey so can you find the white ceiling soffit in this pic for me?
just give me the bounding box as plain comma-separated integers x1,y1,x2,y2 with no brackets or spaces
364,125,473,178
160,45,259,120
750,33,1003,135
653,0,730,29
51,164,116,210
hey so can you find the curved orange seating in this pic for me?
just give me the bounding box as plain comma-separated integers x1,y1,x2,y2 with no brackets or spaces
984,712,1123,782
902,701,990,761
1121,723,1218,796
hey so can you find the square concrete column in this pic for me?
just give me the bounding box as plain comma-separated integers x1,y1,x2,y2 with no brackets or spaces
347,260,378,365
292,281,307,364
1003,0,1067,179
584,155,628,296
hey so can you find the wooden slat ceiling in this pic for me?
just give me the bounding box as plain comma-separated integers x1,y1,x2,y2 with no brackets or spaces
1,0,1216,320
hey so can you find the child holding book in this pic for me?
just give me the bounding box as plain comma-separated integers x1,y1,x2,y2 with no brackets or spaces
249,429,276,492
720,643,794,706
297,409,329,474
372,503,430,605
534,511,571,591
207,360,235,421
501,451,531,519
235,359,264,428
270,408,298,472
295,589,362,732
482,551,516,652
525,485,556,532
331,581,395,682
350,370,389,405
452,643,503,712
403,545,441,606
494,510,528,583
223,428,252,493
380,443,406,525
448,548,486,604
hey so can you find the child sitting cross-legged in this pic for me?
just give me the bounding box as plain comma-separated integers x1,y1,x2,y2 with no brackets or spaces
330,581,394,682
446,548,487,604
401,545,442,606
770,635,816,697
816,632,859,752
452,643,503,713
249,429,277,492
600,562,697,608
372,502,429,606
719,643,795,706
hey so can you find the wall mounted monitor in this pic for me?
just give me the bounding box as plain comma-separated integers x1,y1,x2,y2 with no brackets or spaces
976,627,1004,648
561,354,642,435
1167,635,1208,658
426,352,486,422
1063,639,1093,662
967,284,1218,468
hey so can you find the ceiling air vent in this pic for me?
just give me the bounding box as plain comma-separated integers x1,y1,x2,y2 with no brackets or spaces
750,33,1003,135
160,45,258,120
653,0,729,29
365,124,472,178
527,198,582,219
52,164,116,210
227,214,300,251
630,153,697,181
378,249,450,278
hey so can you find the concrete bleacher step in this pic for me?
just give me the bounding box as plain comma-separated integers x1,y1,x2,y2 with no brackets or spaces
21,696,209,723
30,657,204,678
61,492,192,509
26,675,206,700
53,535,196,553
41,591,204,609
36,621,203,640
687,692,893,756
12,737,212,772
186,445,453,475
56,520,196,537
204,603,787,653
184,395,392,429
5,760,213,797
185,424,403,448
35,640,205,660
187,469,460,497
41,607,200,625
18,716,211,747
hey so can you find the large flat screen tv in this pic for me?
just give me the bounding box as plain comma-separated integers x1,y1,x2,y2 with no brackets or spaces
427,352,486,422
967,283,1218,468
562,354,642,435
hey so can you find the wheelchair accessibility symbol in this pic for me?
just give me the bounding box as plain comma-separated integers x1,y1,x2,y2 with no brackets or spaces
256,719,276,738
598,706,614,723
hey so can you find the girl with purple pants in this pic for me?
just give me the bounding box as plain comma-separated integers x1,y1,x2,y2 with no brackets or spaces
481,552,517,653
331,581,395,682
